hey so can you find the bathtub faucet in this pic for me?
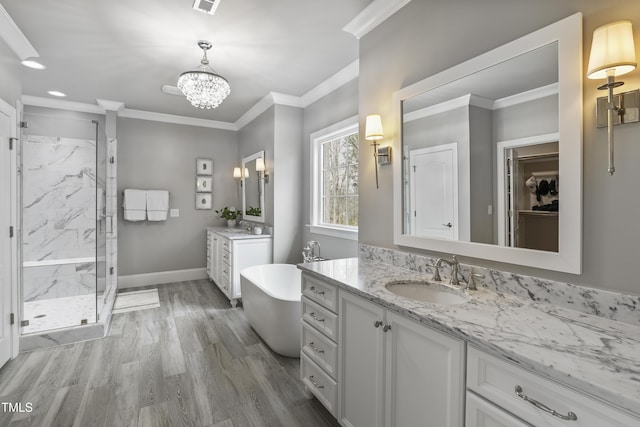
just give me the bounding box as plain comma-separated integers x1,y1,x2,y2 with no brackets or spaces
303,241,322,262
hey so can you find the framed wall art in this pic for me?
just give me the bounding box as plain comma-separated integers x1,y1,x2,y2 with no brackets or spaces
196,158,213,175
196,176,212,192
195,193,212,209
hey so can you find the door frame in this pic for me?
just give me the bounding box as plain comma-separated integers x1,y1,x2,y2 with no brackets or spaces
496,132,559,246
0,97,19,361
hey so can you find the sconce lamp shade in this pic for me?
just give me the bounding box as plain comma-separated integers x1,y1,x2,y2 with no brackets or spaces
587,20,637,79
365,114,384,140
244,167,249,178
255,158,266,172
233,167,242,178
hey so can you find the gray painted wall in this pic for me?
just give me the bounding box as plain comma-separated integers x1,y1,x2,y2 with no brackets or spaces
469,106,493,244
237,105,304,264
359,0,640,295
273,105,303,263
0,37,21,106
238,107,275,227
302,79,360,260
117,118,238,276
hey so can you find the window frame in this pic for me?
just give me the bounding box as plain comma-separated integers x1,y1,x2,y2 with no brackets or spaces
309,115,359,241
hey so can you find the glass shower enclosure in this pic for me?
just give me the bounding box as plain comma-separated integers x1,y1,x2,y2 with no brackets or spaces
19,107,111,335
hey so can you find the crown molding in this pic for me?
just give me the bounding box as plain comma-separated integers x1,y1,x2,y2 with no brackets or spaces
119,108,236,130
234,93,276,130
235,60,360,130
492,82,558,110
23,56,361,131
0,4,38,60
343,0,413,39
96,99,124,112
404,94,475,123
404,83,560,123
22,95,104,114
22,95,237,130
301,60,359,107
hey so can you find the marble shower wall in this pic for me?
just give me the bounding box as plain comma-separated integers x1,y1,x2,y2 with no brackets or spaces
22,134,97,301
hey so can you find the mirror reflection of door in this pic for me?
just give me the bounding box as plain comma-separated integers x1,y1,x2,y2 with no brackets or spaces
409,143,458,239
500,140,558,251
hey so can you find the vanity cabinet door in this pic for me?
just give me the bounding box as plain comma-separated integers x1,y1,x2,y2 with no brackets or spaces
339,290,465,427
339,290,385,427
384,310,464,427
207,231,219,284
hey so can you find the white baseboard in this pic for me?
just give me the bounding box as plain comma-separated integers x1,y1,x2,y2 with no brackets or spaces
118,268,207,289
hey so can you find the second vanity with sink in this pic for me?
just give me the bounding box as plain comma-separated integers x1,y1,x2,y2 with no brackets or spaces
206,227,272,307
298,257,640,427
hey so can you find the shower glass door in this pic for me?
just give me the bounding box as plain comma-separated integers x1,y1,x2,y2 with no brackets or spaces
20,108,106,334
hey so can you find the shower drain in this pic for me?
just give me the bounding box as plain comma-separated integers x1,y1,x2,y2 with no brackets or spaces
33,314,47,318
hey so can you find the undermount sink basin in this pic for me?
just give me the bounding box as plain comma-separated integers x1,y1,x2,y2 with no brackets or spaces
385,281,469,305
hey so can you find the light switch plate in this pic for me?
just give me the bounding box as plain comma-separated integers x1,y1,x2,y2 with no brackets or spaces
170,209,180,217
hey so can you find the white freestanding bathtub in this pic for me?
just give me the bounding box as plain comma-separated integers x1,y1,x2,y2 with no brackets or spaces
240,263,301,358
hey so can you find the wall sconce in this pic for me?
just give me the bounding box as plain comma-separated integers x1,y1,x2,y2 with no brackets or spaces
255,157,270,183
233,167,249,186
587,20,638,175
365,114,392,189
233,167,242,179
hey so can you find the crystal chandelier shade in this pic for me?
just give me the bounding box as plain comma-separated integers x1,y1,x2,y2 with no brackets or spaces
178,41,230,109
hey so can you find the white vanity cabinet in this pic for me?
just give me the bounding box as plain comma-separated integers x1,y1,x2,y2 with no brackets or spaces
206,229,272,307
466,346,640,427
206,230,219,283
338,290,465,427
300,273,340,415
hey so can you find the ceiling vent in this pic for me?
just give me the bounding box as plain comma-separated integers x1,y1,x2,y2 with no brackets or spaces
192,0,220,15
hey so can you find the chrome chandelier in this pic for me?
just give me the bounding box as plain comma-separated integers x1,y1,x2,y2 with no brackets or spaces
178,40,230,109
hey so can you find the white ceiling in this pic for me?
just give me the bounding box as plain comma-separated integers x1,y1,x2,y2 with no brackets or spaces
3,0,372,123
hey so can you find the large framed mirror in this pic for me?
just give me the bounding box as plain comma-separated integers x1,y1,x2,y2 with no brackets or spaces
393,13,582,273
242,150,266,223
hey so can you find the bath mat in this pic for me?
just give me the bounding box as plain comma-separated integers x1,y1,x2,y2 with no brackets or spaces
112,289,160,314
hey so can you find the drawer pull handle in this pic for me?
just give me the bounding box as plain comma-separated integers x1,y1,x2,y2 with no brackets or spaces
309,286,325,295
383,323,392,332
374,320,383,328
309,342,325,354
514,385,577,421
309,375,324,389
309,312,325,322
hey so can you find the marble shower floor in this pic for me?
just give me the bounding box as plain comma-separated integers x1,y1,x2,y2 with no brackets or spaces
22,294,97,334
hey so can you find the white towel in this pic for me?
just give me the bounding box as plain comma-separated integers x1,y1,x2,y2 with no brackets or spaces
123,189,146,221
146,190,169,221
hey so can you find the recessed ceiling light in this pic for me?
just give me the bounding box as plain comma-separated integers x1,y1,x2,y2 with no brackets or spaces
47,91,66,97
21,59,46,70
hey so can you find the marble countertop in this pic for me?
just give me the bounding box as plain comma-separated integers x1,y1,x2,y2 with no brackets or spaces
298,257,640,417
206,226,271,240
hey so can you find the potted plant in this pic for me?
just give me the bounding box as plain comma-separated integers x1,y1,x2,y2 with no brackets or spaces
216,206,238,228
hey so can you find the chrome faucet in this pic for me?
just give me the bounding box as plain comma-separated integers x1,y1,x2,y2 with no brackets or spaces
433,255,460,286
302,241,322,262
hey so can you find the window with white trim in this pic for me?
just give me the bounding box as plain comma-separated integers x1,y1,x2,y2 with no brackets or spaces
310,118,359,239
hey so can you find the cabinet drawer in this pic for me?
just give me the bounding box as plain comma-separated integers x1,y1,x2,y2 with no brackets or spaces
301,320,338,379
302,275,337,313
302,297,338,342
301,352,337,416
466,391,530,427
467,346,640,427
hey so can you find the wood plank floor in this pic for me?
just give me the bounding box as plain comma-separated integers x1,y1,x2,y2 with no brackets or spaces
0,280,340,427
